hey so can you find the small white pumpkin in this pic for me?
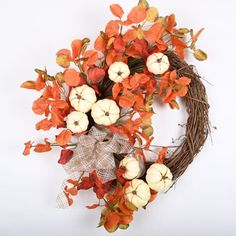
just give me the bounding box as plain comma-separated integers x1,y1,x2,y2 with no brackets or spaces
66,111,89,133
119,155,145,180
108,61,130,83
146,52,170,75
146,163,173,192
69,85,97,113
125,179,151,208
91,99,120,126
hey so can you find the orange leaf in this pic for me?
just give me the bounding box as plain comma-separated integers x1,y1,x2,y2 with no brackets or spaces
105,20,120,38
112,83,122,99
175,86,188,97
94,34,106,52
119,95,135,108
51,100,69,110
172,37,187,60
56,129,72,146
113,36,126,52
64,191,73,206
127,6,146,24
64,68,81,87
35,73,45,91
166,14,176,32
88,67,105,84
51,109,65,127
52,81,61,99
123,29,137,42
32,99,48,115
192,28,204,43
21,81,36,90
110,4,124,19
34,139,52,153
43,86,53,99
176,77,191,86
148,192,158,203
157,147,168,164
71,39,82,59
106,49,118,66
56,49,72,61
82,50,99,71
104,212,120,233
58,149,74,164
86,203,100,209
65,186,78,196
23,141,33,156
144,23,164,42
35,118,52,131
120,215,133,225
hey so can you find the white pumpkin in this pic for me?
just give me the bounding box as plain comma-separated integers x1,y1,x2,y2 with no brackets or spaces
146,52,170,75
69,85,97,113
119,155,145,180
66,111,89,133
125,179,151,208
91,99,120,126
146,163,173,192
108,61,130,83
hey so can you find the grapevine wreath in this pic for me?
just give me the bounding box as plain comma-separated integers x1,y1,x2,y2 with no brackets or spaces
21,1,210,233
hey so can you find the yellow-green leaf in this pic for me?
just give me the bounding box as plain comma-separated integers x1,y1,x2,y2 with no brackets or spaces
194,49,208,61
119,224,129,230
136,28,144,39
179,28,190,34
146,7,159,22
138,0,149,8
143,126,154,137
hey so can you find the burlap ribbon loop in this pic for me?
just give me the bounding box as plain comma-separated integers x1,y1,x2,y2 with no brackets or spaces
63,126,132,181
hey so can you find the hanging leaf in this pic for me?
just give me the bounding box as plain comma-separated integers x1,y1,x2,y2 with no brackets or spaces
58,149,74,165
110,4,124,19
194,49,208,61
34,139,52,153
86,203,100,209
23,141,33,156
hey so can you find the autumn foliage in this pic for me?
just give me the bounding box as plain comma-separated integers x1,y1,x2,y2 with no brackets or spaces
21,0,207,233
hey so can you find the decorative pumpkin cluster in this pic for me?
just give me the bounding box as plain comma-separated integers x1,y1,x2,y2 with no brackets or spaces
21,0,206,233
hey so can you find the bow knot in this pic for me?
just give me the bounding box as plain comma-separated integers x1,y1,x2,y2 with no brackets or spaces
64,126,132,181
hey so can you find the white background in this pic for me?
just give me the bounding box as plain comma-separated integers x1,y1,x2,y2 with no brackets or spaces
0,0,236,235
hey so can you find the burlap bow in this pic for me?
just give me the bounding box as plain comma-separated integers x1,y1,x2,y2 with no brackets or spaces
63,126,132,181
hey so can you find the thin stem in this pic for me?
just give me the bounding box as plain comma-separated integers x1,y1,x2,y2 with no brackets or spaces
31,143,77,148
185,96,208,105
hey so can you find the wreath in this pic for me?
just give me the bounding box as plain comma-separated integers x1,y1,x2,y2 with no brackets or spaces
21,0,209,233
